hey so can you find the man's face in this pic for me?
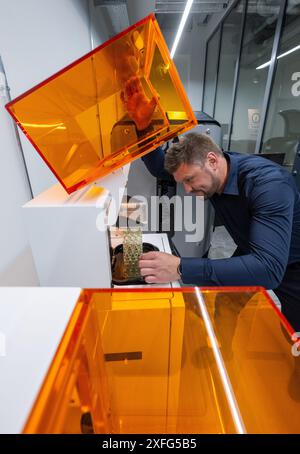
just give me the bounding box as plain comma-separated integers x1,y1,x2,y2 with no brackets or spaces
173,157,221,199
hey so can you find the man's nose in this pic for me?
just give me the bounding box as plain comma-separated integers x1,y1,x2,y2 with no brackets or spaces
183,183,192,193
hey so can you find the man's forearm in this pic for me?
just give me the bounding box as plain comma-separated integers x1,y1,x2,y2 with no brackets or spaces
180,254,283,289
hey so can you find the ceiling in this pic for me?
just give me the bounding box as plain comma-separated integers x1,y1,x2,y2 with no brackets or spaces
93,0,231,36
92,0,300,39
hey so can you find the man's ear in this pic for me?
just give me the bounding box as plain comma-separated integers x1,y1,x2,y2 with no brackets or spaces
206,152,218,170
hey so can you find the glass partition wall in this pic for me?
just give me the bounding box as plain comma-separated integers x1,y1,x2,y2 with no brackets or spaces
202,27,221,117
213,0,245,150
261,0,300,171
203,0,300,183
229,2,280,154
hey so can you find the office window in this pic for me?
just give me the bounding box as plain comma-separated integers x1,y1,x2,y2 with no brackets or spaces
202,27,221,116
214,0,245,150
261,0,300,170
229,1,280,154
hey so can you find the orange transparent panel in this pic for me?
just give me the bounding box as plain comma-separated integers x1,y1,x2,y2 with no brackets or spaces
23,287,300,434
6,14,197,194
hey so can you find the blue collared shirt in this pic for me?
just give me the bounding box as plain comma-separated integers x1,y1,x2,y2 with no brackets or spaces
142,149,300,289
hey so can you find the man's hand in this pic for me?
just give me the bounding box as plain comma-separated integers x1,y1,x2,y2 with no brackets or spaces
139,251,181,284
121,76,157,131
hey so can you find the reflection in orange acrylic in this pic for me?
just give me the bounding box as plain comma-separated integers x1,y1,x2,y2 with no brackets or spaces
6,14,197,194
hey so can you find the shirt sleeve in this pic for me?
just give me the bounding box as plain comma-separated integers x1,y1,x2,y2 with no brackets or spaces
141,147,174,182
181,179,295,289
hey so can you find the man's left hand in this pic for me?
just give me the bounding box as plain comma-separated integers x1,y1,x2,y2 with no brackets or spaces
139,251,181,284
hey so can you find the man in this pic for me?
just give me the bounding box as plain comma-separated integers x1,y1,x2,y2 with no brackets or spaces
138,133,300,331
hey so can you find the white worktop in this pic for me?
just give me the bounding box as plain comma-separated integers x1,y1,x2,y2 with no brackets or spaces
0,287,81,434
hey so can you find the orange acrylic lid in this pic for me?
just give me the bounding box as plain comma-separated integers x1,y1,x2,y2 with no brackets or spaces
22,287,300,434
6,14,197,194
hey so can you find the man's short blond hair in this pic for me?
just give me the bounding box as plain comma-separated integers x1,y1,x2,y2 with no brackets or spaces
165,132,222,174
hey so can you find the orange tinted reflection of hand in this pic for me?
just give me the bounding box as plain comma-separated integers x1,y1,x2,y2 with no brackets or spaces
121,76,157,131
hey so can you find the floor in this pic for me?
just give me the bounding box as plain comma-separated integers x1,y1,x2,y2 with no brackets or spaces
207,226,281,309
208,226,236,259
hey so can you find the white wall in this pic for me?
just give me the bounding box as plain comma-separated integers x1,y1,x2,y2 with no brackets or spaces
0,0,92,285
89,0,111,47
0,74,38,285
0,0,91,197
162,1,235,113
162,26,205,113
176,24,206,112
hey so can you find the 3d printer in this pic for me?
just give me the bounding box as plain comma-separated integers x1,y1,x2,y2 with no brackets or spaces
1,286,299,434
6,14,197,288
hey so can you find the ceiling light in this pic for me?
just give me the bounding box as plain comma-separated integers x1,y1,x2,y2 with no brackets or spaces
170,0,194,59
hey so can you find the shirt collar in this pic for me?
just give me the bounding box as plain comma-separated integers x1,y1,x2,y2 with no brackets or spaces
221,152,239,196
